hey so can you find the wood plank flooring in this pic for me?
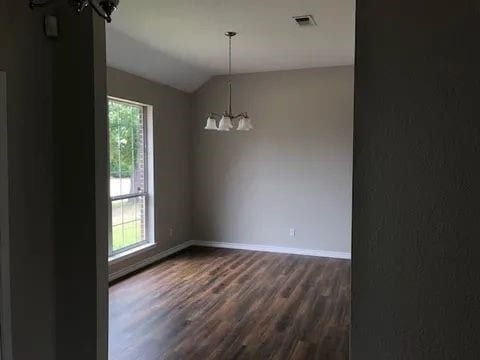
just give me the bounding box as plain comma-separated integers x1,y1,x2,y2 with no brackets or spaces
109,246,350,360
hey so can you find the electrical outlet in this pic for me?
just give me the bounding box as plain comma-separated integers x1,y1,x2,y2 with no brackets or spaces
289,228,296,237
168,228,174,238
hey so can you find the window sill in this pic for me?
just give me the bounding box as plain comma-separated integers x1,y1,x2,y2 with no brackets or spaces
108,242,156,263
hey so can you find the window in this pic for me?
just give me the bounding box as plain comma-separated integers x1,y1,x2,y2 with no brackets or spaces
108,97,154,258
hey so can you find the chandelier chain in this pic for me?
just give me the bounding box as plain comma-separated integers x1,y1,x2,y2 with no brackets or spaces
229,35,232,77
228,34,233,115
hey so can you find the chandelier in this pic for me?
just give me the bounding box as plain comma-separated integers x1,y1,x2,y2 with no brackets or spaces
205,32,253,132
29,0,119,23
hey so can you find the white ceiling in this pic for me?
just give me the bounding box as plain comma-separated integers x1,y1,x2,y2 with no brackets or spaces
106,0,355,93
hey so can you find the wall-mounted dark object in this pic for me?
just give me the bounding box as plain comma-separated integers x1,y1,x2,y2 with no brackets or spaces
44,15,59,38
29,0,119,23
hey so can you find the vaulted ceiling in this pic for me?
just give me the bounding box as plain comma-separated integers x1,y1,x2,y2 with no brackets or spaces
106,0,355,92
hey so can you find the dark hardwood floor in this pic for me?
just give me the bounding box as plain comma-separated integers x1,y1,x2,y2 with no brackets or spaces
109,246,350,360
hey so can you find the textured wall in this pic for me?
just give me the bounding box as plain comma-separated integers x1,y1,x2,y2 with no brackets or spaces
0,70,12,360
0,2,109,359
352,0,480,358
53,7,109,360
107,68,192,275
1,1,55,359
0,0,6,71
192,67,353,253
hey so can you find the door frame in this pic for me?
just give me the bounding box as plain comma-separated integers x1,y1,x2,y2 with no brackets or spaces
0,71,12,360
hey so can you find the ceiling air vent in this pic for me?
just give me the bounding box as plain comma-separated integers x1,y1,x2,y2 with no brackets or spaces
293,15,317,27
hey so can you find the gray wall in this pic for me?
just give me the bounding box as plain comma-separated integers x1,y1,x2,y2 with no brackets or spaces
192,66,353,254
0,0,6,70
107,68,192,275
1,2,55,359
0,1,108,359
352,0,480,358
0,70,12,360
53,8,109,360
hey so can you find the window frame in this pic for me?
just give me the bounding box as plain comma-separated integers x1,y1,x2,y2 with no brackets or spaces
107,96,155,260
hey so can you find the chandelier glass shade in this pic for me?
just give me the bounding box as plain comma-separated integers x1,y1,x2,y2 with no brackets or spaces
205,32,253,132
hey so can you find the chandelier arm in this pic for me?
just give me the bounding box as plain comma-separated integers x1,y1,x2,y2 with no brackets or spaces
29,0,53,9
89,0,112,22
209,112,223,119
74,0,90,13
29,0,117,22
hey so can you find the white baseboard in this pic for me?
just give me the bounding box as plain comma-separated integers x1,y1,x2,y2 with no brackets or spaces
109,240,350,281
109,240,194,282
191,240,351,260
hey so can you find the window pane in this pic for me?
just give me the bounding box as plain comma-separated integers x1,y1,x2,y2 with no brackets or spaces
108,98,151,258
111,197,146,252
108,100,145,197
